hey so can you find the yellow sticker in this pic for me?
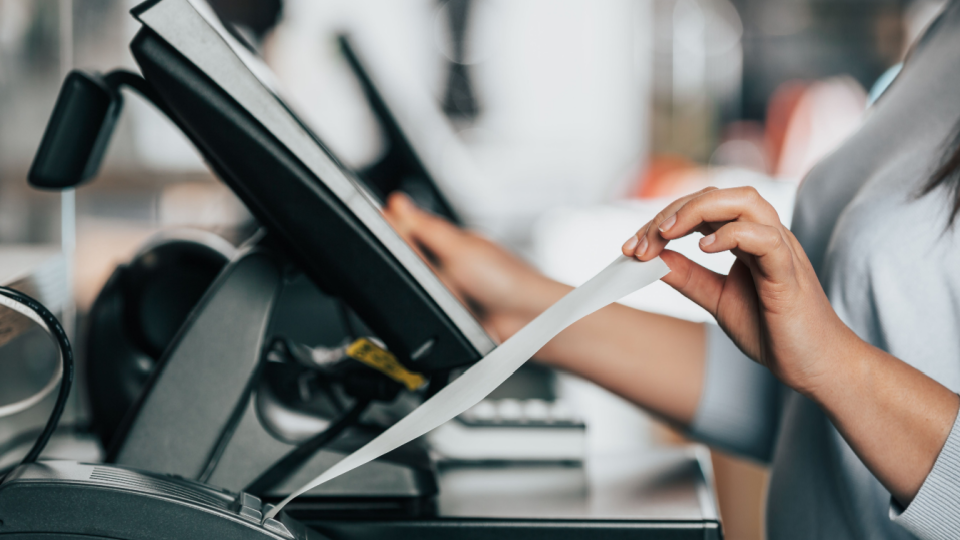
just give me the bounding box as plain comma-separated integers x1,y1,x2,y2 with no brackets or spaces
346,338,426,391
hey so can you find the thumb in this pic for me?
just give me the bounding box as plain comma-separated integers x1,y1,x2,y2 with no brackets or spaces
659,250,725,318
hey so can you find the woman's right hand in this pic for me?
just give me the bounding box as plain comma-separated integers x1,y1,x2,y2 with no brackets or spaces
383,193,568,342
387,193,707,426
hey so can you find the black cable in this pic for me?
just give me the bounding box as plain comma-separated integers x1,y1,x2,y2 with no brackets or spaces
244,397,370,496
272,337,347,413
0,423,87,462
0,424,87,482
0,286,74,466
197,359,268,484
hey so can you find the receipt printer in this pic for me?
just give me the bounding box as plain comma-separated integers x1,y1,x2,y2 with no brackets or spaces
0,461,325,540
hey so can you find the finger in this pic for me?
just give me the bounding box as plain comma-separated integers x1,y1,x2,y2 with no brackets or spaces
635,187,730,261
621,223,648,256
386,193,464,259
622,187,718,260
698,222,794,280
642,186,781,261
658,187,782,243
659,250,725,318
695,222,718,237
384,193,431,263
383,196,411,237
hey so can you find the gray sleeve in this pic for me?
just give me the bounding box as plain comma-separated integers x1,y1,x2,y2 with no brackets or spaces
685,324,782,463
890,407,960,539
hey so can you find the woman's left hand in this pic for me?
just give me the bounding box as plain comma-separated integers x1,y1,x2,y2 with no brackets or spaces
622,186,857,396
624,186,960,506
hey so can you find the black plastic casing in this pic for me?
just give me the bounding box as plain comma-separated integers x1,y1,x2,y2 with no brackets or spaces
127,27,484,372
0,461,326,540
28,71,121,189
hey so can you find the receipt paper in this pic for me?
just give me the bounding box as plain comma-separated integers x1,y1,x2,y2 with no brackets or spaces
264,255,669,520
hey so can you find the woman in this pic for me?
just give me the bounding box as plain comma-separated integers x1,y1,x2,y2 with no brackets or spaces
385,3,960,538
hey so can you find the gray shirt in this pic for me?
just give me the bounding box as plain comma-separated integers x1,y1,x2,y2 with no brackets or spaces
688,3,960,538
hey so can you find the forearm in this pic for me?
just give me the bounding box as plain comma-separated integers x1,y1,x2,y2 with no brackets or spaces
536,298,706,427
386,192,706,427
809,331,960,505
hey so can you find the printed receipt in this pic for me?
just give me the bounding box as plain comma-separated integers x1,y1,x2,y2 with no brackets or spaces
264,255,669,521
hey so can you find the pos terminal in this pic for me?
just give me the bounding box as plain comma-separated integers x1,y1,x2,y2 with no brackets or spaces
2,0,721,538
26,0,497,519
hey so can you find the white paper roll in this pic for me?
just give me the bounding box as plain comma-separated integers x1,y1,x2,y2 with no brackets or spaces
264,255,669,520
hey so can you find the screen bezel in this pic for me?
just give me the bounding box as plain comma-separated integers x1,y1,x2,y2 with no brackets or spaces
132,0,495,360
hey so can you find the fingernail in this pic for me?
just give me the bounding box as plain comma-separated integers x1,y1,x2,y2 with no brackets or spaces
659,214,676,233
622,236,639,252
636,236,648,257
700,234,716,247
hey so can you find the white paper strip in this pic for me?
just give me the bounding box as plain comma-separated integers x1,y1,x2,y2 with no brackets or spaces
264,255,669,521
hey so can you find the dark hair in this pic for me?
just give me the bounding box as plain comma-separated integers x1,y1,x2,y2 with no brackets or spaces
921,122,960,227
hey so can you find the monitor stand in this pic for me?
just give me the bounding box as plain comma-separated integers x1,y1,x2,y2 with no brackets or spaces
108,236,438,518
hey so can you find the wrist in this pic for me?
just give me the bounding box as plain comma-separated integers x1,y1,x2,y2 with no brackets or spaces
798,324,870,407
519,276,572,316
482,277,570,345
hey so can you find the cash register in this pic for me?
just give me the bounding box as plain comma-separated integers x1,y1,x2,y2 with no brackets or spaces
1,0,722,538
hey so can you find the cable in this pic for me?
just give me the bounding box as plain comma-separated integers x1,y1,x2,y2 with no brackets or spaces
244,398,370,496
0,295,61,419
0,424,87,481
0,287,73,464
0,423,87,461
197,359,268,484
0,286,74,466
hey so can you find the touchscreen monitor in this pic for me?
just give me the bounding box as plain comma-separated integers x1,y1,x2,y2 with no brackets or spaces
130,0,495,371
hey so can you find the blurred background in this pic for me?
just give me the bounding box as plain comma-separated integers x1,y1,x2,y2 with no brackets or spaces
0,0,947,538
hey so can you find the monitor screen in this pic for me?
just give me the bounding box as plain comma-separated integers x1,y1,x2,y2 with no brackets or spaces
130,0,495,371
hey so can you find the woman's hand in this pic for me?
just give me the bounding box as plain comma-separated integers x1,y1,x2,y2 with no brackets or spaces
383,193,569,342
623,186,960,505
384,192,708,425
622,186,856,395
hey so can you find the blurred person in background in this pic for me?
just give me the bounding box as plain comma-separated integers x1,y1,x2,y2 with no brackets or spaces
385,2,960,538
